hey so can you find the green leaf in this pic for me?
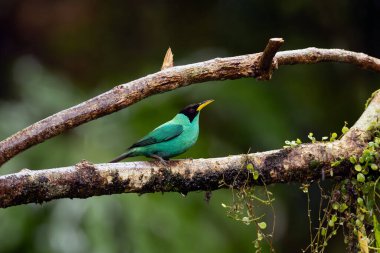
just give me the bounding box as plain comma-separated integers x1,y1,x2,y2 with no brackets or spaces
257,231,263,241
339,203,348,213
371,164,378,171
355,219,363,227
342,126,349,134
331,159,342,167
308,132,316,143
349,156,357,164
357,173,366,183
373,214,380,252
367,198,375,211
357,197,364,206
258,222,267,229
330,132,338,142
242,217,250,225
355,164,362,172
285,139,301,147
253,170,259,180
300,184,309,193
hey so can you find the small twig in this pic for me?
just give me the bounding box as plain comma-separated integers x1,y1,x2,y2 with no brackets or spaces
257,38,284,80
161,47,174,70
306,186,314,252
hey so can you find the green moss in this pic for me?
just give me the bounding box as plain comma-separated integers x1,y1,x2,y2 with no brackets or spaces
365,89,380,108
309,159,321,169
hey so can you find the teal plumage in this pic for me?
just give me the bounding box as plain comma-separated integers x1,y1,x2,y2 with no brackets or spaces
110,100,213,163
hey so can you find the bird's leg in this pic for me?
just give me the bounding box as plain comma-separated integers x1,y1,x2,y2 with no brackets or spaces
150,154,169,166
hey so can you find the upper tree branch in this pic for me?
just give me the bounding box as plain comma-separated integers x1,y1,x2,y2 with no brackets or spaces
0,39,379,166
276,48,380,71
1,89,379,208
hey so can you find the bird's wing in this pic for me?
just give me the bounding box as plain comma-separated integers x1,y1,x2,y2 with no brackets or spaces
129,124,183,149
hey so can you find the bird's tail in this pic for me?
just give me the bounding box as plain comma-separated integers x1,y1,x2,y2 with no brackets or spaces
109,150,135,163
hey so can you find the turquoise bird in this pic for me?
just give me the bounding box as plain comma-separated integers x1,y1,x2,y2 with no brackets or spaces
110,100,214,163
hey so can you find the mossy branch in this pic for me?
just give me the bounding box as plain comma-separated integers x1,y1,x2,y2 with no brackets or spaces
0,39,379,166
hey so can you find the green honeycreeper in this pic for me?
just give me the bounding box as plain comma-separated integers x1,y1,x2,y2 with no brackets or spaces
110,100,214,163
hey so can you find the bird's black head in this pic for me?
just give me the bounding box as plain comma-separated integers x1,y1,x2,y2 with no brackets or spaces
179,100,214,122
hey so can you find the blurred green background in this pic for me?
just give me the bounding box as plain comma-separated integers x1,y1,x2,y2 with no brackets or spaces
0,1,379,252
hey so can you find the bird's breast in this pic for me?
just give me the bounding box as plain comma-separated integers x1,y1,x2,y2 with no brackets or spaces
154,124,199,158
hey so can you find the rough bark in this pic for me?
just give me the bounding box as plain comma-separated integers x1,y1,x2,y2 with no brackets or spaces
256,38,284,80
0,39,379,166
1,89,379,208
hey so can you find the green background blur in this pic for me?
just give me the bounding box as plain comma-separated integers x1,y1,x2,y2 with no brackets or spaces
0,1,379,252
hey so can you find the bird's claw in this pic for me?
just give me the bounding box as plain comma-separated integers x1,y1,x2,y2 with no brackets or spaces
150,155,169,166
159,159,169,167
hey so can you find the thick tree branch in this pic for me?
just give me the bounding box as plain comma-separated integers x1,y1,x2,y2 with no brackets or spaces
1,90,379,208
1,40,379,166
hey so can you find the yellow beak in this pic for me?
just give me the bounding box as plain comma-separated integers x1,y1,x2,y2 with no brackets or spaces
197,99,214,111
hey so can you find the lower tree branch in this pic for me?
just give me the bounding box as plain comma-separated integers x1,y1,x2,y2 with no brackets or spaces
0,39,379,166
1,90,379,208
0,143,356,208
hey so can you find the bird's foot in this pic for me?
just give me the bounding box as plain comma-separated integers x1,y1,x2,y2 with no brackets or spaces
150,155,169,166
